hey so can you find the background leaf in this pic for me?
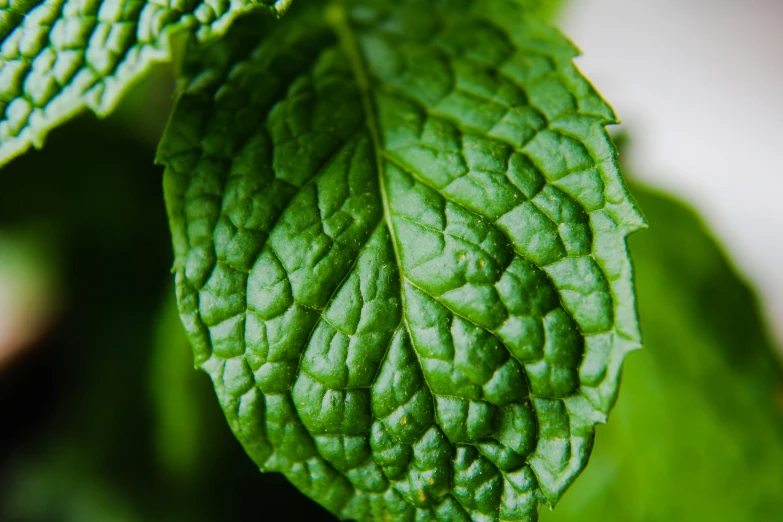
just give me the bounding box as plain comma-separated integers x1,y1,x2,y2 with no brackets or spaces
544,184,783,521
0,0,291,166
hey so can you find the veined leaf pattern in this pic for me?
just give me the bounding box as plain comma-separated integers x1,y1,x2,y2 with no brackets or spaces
0,0,291,165
159,1,645,519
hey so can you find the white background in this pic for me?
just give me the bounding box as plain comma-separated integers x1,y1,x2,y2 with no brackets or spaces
562,0,783,342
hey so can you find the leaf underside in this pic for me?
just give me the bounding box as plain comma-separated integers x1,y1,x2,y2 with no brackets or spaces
159,0,645,520
0,0,290,166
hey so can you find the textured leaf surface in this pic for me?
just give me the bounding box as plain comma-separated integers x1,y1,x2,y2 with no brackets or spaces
0,0,290,166
544,186,783,522
159,0,645,519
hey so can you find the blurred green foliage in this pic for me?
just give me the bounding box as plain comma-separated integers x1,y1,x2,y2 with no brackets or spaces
517,0,567,19
0,113,331,521
544,187,783,521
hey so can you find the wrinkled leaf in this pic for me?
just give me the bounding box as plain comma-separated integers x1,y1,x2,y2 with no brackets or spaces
159,0,644,519
0,0,291,165
544,186,783,522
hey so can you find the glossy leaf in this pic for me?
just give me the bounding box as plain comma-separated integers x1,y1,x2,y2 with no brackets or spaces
0,0,291,165
159,0,644,519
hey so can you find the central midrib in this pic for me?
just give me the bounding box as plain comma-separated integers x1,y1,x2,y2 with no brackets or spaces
326,0,407,312
326,1,456,470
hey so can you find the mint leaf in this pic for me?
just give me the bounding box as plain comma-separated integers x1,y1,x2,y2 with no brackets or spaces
0,0,291,166
158,1,645,519
544,185,783,522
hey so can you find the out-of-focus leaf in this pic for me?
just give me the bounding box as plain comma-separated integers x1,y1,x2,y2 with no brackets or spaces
516,0,567,19
544,185,783,522
149,291,206,486
3,449,145,522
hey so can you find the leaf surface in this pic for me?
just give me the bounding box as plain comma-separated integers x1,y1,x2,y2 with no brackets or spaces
159,1,644,519
0,0,290,165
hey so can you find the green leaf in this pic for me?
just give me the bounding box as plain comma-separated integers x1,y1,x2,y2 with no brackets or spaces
514,0,567,20
543,185,783,522
149,290,207,487
158,0,644,519
0,0,292,166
